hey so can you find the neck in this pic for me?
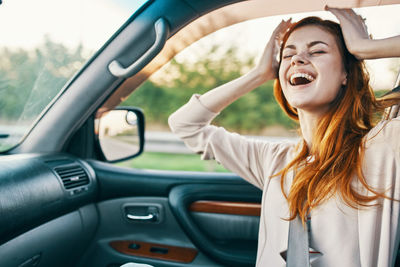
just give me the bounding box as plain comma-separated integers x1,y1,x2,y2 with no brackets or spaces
298,109,323,150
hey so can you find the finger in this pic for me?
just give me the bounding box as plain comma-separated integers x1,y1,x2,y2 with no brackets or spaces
331,7,362,25
326,7,348,21
326,6,356,21
347,8,359,17
351,13,369,37
273,18,292,39
344,8,354,17
356,15,369,34
278,18,292,30
327,7,368,32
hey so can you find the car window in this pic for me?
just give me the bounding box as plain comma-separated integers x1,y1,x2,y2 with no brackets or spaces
116,4,400,172
0,0,149,152
116,17,298,172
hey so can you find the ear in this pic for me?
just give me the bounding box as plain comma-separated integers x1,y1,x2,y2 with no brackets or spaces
341,73,347,86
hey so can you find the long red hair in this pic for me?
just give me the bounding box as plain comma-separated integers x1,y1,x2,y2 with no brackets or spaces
273,17,400,223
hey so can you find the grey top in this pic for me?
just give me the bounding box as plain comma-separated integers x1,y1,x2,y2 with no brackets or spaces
168,94,400,267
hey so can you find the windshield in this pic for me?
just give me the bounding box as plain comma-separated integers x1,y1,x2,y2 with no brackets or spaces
0,0,149,152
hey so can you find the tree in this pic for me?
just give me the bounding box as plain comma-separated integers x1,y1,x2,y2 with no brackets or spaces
122,44,296,134
0,36,87,124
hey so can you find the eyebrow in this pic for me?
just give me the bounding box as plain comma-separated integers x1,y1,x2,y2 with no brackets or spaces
283,41,329,50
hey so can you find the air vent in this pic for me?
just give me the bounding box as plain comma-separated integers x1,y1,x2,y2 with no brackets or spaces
54,164,89,190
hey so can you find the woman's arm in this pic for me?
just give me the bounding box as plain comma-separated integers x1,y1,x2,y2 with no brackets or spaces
199,19,292,113
326,6,400,59
168,20,293,188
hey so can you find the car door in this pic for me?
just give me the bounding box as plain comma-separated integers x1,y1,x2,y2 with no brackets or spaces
76,162,261,267
0,1,263,266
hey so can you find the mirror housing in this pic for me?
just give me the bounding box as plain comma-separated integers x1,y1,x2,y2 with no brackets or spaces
96,107,145,162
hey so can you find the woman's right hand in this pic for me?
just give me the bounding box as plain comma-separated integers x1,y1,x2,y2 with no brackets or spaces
198,19,292,113
254,19,292,82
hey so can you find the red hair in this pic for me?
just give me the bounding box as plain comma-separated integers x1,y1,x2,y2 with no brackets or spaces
273,17,400,223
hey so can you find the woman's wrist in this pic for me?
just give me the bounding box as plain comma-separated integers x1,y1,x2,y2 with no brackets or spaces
248,67,275,87
347,38,374,59
349,37,400,59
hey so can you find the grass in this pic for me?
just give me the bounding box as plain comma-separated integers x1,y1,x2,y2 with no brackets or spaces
116,151,229,172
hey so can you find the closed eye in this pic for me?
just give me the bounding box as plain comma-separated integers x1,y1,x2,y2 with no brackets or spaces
310,50,326,55
283,54,294,59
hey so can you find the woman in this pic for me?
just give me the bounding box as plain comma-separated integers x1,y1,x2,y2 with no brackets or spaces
169,7,400,267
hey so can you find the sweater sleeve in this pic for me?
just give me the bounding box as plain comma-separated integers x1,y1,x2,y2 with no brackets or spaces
168,94,294,190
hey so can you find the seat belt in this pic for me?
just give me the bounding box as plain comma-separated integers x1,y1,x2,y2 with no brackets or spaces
286,215,310,267
383,70,400,120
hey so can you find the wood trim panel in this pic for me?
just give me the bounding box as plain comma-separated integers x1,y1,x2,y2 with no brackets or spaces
189,200,261,216
109,240,197,263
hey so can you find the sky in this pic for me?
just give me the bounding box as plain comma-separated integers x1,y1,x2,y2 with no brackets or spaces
0,0,133,51
0,0,399,89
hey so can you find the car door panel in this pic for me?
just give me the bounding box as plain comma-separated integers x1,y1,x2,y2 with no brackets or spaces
80,161,262,267
79,197,214,267
169,184,261,266
89,160,251,200
190,212,259,241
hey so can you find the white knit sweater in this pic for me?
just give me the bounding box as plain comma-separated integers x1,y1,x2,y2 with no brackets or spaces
168,94,400,267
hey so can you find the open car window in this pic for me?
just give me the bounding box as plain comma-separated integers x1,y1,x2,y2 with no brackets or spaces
115,4,400,172
0,0,150,152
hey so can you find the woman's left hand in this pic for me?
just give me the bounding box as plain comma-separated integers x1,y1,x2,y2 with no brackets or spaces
326,6,370,59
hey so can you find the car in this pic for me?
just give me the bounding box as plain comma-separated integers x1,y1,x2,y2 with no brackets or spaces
0,0,399,266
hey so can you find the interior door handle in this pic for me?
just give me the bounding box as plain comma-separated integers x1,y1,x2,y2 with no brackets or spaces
124,205,160,222
108,17,169,78
126,213,157,221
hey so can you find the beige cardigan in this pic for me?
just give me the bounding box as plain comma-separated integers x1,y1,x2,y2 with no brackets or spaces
168,95,400,267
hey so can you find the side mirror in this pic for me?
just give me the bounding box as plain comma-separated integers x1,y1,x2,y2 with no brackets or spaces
96,107,145,162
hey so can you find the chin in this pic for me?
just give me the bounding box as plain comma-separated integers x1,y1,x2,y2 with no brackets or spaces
286,95,314,110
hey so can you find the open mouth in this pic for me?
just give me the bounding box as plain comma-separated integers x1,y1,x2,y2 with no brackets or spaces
289,73,315,86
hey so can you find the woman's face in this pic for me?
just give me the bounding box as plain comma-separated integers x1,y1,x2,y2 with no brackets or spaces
278,25,347,115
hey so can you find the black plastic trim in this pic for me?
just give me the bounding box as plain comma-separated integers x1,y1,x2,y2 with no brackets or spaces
89,160,254,201
0,154,97,245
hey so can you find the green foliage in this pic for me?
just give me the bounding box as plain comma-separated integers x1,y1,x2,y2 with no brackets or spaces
374,89,390,98
122,45,296,133
0,36,87,124
117,152,228,172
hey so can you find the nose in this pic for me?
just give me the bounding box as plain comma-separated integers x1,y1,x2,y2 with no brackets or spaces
291,53,308,66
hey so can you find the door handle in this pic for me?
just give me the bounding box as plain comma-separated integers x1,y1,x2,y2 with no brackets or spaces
124,205,161,223
108,17,169,78
126,212,157,221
